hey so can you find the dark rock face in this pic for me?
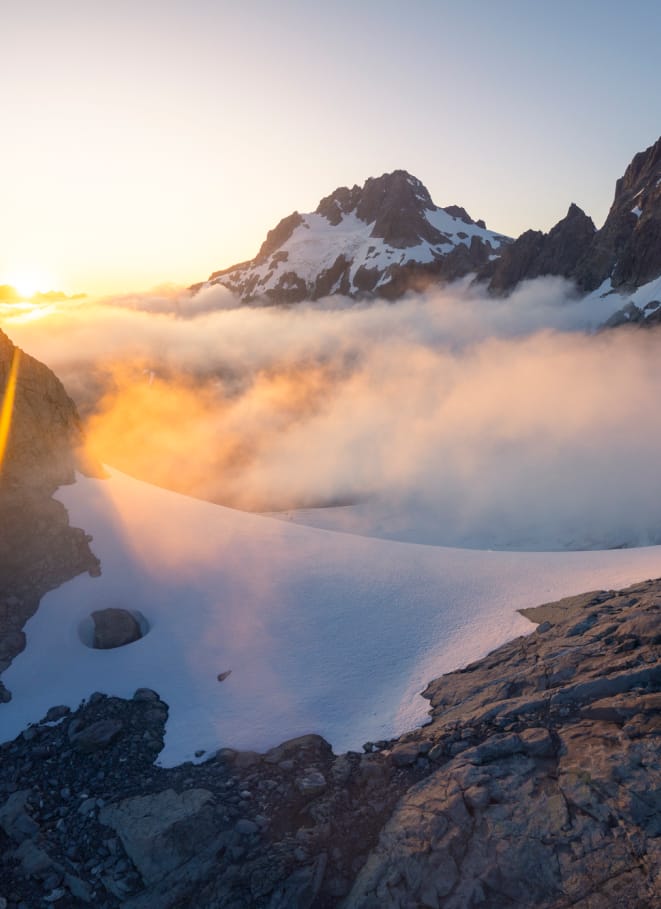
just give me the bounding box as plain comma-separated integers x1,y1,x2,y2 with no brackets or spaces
483,203,596,294
443,205,475,225
316,170,444,248
0,330,100,699
1,580,659,907
483,135,661,296
574,135,661,291
256,212,304,262
353,171,444,248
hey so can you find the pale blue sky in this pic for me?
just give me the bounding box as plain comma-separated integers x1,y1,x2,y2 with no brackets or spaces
2,0,660,294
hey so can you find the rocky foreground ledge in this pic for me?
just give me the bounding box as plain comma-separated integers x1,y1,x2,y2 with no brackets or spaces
0,580,659,909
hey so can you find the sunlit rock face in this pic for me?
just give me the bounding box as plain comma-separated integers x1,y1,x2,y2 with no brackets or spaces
192,170,511,304
0,329,100,698
0,329,85,491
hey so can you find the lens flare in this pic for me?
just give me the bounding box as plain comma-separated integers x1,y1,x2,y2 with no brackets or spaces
0,348,21,474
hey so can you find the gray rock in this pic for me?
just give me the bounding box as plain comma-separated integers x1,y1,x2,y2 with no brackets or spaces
295,769,327,798
69,718,123,753
389,742,420,767
0,790,39,843
64,874,94,903
99,788,215,886
266,853,327,909
43,705,70,723
132,688,160,701
264,733,333,765
91,608,142,649
15,839,56,878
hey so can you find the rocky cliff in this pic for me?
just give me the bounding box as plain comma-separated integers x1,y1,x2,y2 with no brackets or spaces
1,579,658,907
574,135,661,292
0,329,100,701
481,203,596,295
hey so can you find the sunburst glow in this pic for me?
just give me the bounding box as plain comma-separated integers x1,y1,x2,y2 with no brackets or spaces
2,270,55,300
0,347,21,474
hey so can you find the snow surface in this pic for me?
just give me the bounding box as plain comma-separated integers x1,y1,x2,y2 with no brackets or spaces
3,469,661,767
588,274,661,312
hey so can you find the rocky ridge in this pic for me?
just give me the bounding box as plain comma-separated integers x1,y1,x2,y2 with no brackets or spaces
193,170,509,304
1,579,659,908
480,203,596,295
0,330,100,703
481,135,661,298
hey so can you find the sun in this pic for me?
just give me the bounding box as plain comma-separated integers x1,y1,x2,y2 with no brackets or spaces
3,269,56,300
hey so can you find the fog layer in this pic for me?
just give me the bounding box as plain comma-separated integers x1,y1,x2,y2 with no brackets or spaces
3,278,655,550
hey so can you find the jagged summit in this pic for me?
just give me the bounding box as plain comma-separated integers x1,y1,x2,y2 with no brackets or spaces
195,171,509,304
480,135,661,296
573,134,661,291
481,202,596,294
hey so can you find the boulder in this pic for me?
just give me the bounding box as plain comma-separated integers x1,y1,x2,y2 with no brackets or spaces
99,788,216,886
91,608,143,649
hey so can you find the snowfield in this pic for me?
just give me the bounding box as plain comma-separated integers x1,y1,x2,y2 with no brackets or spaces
2,469,661,766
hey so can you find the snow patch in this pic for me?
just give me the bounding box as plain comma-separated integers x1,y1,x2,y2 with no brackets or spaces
2,470,661,767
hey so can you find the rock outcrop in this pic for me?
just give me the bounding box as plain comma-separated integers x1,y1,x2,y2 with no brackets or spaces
192,171,510,304
0,330,100,700
482,203,596,294
348,580,661,907
573,134,661,292
1,580,658,907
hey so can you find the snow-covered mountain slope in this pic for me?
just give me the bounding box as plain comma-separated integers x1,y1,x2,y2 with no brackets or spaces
3,469,661,767
193,171,510,303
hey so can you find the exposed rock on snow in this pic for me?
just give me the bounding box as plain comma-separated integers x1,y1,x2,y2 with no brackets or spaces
0,579,659,907
89,608,144,650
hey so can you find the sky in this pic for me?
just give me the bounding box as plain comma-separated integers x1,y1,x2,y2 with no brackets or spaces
2,0,661,297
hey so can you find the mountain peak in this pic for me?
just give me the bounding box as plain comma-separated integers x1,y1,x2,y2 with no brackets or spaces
197,171,508,304
573,134,661,291
615,134,661,203
315,170,437,246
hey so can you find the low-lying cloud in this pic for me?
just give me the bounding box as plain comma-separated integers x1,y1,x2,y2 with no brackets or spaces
4,277,658,550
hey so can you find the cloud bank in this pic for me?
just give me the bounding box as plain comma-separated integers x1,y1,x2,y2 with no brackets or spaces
3,278,657,550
